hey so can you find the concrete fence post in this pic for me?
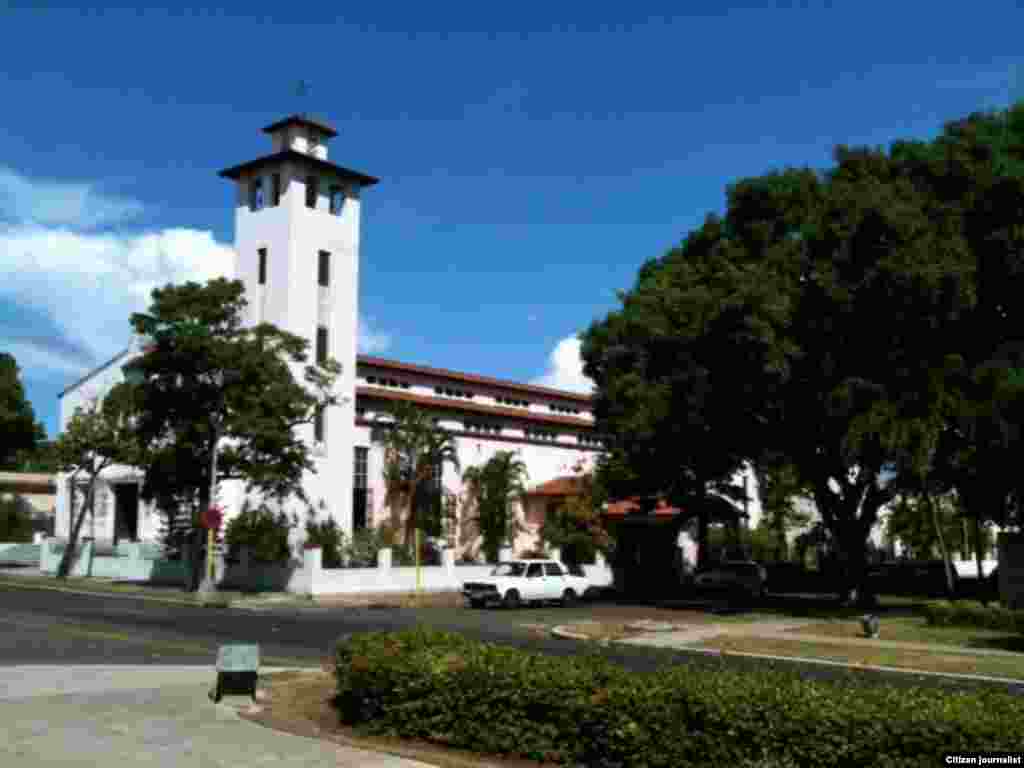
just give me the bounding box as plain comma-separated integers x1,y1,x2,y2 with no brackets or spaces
302,546,323,596
378,547,392,571
550,547,562,563
443,547,456,586
499,547,513,562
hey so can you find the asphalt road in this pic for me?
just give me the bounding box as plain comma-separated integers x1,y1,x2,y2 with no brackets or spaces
1,584,1022,696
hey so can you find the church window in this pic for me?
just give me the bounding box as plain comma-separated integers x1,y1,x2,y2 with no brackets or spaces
316,326,328,364
329,186,345,215
258,248,267,285
318,250,330,287
353,446,369,530
250,178,264,211
305,175,319,209
314,405,325,442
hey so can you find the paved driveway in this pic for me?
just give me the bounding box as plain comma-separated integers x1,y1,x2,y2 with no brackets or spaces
0,666,433,767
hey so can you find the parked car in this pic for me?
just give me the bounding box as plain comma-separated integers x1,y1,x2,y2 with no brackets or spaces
693,560,767,598
462,559,590,608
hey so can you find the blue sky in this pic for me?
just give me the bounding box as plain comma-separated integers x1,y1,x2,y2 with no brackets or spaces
2,2,1023,439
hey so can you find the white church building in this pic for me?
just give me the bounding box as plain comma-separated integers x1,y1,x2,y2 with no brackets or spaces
55,114,670,562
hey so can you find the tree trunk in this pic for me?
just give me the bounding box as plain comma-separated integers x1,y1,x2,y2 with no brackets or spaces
696,506,709,570
835,519,874,608
57,477,95,579
974,515,987,605
184,487,210,592
927,493,956,598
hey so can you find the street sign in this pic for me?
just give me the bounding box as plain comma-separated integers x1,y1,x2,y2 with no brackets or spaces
213,643,259,702
202,506,223,530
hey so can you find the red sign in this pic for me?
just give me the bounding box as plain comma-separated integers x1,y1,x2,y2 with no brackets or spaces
202,506,223,530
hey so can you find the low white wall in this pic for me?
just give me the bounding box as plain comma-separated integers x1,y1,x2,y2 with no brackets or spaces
952,559,999,579
286,548,614,596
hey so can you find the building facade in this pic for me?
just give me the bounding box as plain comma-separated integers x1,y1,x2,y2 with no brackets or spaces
54,115,611,560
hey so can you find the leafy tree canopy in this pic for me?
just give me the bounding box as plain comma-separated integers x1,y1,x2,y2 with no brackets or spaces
0,353,45,469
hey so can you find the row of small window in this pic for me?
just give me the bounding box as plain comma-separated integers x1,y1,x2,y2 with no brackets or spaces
464,421,501,435
495,395,530,408
550,404,581,415
577,434,605,447
435,386,474,399
525,428,560,442
367,376,410,389
256,248,331,288
250,175,346,215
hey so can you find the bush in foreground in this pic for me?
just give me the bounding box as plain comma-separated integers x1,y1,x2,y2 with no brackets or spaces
925,600,1024,633
334,628,1024,767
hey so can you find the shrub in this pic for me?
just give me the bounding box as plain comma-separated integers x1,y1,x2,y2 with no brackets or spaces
345,527,386,568
335,628,1024,767
224,503,295,563
306,518,344,568
924,600,1024,633
0,496,34,542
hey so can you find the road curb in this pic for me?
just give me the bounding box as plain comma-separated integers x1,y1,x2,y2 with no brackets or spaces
677,646,1024,686
0,577,307,611
550,624,1024,686
550,625,610,644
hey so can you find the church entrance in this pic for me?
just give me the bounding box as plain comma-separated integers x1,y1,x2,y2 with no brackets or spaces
113,484,139,545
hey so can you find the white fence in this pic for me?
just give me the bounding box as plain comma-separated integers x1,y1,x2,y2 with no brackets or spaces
23,539,615,597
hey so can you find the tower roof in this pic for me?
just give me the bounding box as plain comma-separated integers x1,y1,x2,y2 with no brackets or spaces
217,149,379,186
262,114,338,138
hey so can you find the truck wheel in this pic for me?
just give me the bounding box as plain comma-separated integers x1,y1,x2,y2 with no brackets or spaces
562,588,577,607
503,589,521,609
469,598,484,609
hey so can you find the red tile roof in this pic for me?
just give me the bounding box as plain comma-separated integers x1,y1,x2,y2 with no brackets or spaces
525,476,585,496
604,498,683,517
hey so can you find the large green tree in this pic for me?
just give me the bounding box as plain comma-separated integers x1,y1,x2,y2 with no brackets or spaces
581,190,803,570
0,353,45,469
124,278,342,591
462,450,529,564
583,139,985,605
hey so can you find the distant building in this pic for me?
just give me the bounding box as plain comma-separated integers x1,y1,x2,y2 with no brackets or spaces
0,472,56,535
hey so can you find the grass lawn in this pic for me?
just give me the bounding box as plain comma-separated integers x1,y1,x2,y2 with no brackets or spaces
242,670,544,768
696,635,1024,680
789,617,1024,652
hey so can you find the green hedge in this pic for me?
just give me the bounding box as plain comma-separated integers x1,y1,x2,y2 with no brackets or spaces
334,628,1024,767
925,600,1024,633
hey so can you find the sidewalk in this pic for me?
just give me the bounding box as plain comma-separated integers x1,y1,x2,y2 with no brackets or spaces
0,665,435,767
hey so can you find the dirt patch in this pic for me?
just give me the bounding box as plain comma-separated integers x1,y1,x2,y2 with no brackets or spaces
241,670,548,768
697,635,1024,680
559,621,648,641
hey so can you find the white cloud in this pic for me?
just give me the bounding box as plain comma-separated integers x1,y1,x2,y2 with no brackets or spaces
0,224,236,376
357,316,392,354
531,336,594,394
0,169,393,378
0,166,143,230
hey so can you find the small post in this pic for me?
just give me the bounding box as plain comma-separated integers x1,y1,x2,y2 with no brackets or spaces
212,643,260,704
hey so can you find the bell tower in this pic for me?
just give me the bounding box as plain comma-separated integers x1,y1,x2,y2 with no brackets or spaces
219,115,378,536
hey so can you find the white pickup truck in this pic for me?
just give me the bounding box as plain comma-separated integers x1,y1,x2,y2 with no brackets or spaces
462,559,591,608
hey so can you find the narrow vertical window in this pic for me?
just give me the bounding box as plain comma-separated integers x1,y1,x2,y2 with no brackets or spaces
316,326,328,364
314,405,325,443
329,185,344,215
271,173,281,206
305,175,318,209
353,446,369,530
318,250,330,287
250,178,264,211
258,248,267,285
